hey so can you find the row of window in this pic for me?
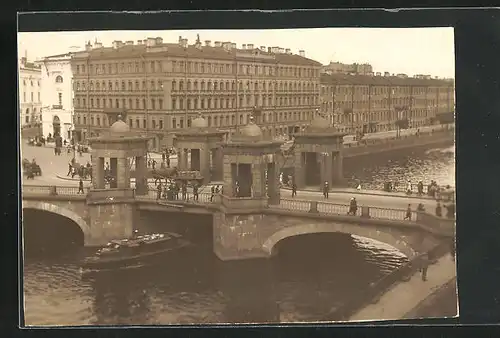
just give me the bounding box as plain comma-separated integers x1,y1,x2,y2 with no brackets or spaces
331,109,432,125
73,78,319,93
321,85,454,96
20,92,41,103
21,79,41,87
75,59,319,79
75,94,319,110
320,98,452,111
74,110,317,130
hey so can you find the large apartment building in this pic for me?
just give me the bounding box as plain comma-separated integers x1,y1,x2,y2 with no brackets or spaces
19,53,42,138
71,36,322,149
320,73,455,134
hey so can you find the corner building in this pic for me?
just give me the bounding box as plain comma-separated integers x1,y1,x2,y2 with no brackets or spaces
71,37,321,150
320,73,455,134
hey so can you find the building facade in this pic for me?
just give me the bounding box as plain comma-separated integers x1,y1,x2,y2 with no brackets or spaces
37,52,75,140
19,54,42,138
322,61,373,76
71,37,322,150
320,73,455,134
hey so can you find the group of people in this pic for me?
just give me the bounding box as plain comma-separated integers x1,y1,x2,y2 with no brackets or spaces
67,158,92,180
156,181,192,201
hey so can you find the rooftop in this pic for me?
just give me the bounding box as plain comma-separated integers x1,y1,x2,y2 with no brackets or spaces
320,73,453,87
72,41,321,67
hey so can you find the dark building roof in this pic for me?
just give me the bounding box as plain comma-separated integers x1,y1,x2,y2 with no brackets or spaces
320,73,453,87
72,43,321,66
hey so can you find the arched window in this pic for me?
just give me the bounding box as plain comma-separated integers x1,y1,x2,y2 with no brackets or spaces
55,75,63,83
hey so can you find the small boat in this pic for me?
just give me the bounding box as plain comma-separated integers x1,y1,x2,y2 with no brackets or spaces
81,232,191,274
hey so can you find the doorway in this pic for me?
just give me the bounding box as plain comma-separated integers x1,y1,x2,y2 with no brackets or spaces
304,152,320,186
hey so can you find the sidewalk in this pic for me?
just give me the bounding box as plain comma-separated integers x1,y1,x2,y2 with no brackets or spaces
349,253,457,321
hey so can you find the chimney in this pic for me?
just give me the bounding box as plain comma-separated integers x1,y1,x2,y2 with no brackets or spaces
247,43,254,50
125,40,134,46
222,42,232,51
205,40,211,47
93,42,103,49
279,48,284,54
260,46,266,52
268,47,272,53
214,41,221,47
231,43,236,49
285,48,291,54
299,50,305,57
384,71,390,77
179,36,182,44
137,40,143,45
181,38,188,48
146,37,156,47
86,41,93,51
155,37,163,44
242,44,246,50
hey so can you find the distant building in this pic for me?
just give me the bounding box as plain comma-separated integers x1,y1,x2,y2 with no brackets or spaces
322,61,373,76
19,52,42,138
70,37,322,149
320,73,455,134
37,50,77,140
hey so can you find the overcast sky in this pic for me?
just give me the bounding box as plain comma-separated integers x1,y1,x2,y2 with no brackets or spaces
18,28,455,78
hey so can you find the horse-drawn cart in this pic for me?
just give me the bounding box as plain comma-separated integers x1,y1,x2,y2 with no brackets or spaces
22,159,42,179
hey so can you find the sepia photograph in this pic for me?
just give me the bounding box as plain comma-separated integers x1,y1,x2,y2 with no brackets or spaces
18,25,457,326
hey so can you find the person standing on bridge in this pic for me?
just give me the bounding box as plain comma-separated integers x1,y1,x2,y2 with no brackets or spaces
210,185,215,202
156,183,162,200
291,182,297,197
78,178,85,194
67,162,72,176
404,204,412,220
193,184,199,201
323,181,329,199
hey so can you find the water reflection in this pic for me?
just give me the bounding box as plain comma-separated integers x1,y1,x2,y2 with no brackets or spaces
24,231,407,325
345,145,455,188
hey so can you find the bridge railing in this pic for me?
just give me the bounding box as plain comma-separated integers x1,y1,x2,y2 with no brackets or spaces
279,198,419,222
22,185,89,196
143,188,214,204
324,239,453,322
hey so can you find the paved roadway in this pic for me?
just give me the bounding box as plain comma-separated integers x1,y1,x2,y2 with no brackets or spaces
349,253,457,321
21,144,439,211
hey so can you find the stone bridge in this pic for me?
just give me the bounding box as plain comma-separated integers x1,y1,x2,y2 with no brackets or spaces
21,185,454,260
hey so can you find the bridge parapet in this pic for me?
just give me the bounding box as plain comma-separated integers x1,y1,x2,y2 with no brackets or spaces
22,185,455,236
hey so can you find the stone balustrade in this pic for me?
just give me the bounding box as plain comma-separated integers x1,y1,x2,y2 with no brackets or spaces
22,185,455,235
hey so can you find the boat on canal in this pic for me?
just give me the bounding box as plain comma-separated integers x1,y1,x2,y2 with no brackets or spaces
80,231,191,274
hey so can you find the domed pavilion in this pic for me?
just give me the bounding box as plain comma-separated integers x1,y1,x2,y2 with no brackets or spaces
291,113,346,190
173,113,228,185
220,115,284,206
87,114,152,195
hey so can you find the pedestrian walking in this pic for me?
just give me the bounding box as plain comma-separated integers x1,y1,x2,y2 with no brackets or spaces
67,162,72,176
348,197,358,215
78,178,85,194
404,204,412,220
435,202,442,217
419,253,429,281
291,182,297,197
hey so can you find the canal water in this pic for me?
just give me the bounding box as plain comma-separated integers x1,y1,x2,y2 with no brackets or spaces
22,144,455,326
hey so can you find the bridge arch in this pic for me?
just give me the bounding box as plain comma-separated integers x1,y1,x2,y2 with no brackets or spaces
22,201,90,243
261,222,416,259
